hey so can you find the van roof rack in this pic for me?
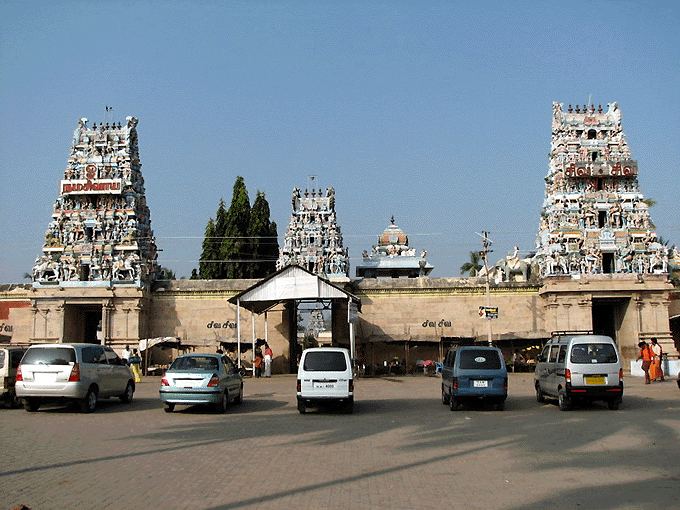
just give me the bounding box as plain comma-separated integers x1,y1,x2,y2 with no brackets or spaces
551,330,594,337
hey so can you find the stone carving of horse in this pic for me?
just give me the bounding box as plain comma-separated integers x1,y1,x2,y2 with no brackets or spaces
33,258,59,282
495,257,530,282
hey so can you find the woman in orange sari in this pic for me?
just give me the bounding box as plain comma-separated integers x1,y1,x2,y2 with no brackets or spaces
637,341,653,384
649,337,664,382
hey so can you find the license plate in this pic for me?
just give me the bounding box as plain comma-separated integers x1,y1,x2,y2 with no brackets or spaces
473,380,488,388
314,382,336,389
34,372,57,383
175,379,200,388
585,376,606,385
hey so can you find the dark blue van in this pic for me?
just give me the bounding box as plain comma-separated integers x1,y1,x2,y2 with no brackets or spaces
441,345,508,411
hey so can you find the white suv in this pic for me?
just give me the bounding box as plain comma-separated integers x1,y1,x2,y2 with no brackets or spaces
297,347,353,414
16,343,135,413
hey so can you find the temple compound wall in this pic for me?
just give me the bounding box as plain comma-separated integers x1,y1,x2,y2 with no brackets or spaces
4,278,675,373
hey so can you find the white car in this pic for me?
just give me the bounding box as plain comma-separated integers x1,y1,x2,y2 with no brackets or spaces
16,343,135,413
297,347,353,414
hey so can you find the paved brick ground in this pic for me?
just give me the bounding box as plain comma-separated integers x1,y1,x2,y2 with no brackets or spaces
1,374,678,510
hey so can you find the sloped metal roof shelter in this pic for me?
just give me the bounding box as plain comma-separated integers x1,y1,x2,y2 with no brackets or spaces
228,265,361,371
228,265,361,313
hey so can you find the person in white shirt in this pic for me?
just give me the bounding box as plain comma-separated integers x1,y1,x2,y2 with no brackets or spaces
121,345,131,365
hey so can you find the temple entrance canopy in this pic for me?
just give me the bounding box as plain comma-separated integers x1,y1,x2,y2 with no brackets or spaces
228,265,361,373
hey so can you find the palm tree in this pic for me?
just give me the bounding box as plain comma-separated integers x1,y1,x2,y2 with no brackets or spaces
460,251,483,276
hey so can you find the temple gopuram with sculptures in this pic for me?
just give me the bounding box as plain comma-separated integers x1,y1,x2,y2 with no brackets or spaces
1,104,678,375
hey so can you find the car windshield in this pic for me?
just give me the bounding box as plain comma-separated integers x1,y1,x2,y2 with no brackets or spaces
570,343,618,364
459,349,501,370
303,352,347,372
170,356,218,371
22,347,76,366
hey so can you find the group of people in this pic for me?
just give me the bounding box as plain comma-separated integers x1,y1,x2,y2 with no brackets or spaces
253,343,273,378
637,338,665,384
121,345,142,383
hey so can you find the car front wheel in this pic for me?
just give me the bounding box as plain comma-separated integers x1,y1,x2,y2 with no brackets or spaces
535,383,545,403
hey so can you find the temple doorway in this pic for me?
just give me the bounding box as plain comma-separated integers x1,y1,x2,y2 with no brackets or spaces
63,305,102,343
592,298,629,343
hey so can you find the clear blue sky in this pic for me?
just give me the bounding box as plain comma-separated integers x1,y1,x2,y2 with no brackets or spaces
1,1,678,282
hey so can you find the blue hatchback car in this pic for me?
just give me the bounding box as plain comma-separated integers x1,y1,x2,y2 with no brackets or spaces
441,345,508,411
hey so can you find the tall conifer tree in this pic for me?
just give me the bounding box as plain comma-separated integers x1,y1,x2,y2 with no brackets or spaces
249,191,279,278
198,218,217,279
213,198,229,277
221,176,251,279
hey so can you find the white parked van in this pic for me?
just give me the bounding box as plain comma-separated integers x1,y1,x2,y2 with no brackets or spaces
535,333,623,411
296,347,353,414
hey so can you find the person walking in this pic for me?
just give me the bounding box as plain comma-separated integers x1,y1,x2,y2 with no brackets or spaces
253,350,263,378
511,349,525,373
129,349,142,383
637,341,653,384
264,343,273,378
121,345,131,365
649,337,664,382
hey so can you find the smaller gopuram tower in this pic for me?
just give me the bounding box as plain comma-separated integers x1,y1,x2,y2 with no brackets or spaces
355,217,433,278
277,184,349,281
32,116,157,287
534,102,669,277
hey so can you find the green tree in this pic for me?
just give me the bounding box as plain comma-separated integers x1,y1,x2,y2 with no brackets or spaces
221,176,251,279
214,198,228,244
460,251,483,276
248,191,279,278
157,266,176,280
198,218,217,279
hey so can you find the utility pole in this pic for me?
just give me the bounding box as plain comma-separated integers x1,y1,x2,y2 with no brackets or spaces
479,231,493,346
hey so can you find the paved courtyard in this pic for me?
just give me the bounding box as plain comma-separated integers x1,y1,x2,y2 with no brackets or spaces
1,373,679,510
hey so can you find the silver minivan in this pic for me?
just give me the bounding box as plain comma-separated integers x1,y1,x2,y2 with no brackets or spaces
534,333,623,411
16,343,135,413
297,347,354,414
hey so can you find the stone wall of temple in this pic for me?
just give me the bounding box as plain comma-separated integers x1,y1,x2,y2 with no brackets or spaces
351,278,547,343
148,280,291,373
2,278,677,371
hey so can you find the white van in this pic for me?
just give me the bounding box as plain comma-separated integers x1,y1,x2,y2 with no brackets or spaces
297,347,353,414
535,333,623,411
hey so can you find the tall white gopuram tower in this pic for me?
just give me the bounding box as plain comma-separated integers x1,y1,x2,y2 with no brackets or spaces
534,102,669,277
32,116,158,287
